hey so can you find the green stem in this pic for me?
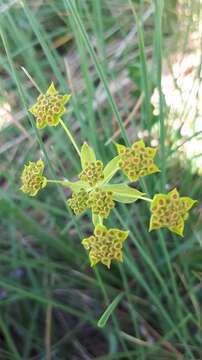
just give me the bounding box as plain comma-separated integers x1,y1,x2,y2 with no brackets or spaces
139,196,152,203
92,213,103,226
59,119,81,157
155,0,165,190
98,215,103,225
46,179,70,187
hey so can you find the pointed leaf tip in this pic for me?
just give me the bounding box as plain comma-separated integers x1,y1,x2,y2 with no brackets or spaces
102,156,120,184
46,82,57,95
97,293,124,328
80,142,96,169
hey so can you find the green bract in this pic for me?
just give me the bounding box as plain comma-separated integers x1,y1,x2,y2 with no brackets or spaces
102,184,145,203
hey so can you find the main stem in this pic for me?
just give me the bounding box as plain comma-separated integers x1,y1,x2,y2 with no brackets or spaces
59,119,81,157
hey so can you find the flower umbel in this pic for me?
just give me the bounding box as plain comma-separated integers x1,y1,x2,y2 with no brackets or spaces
79,160,104,187
20,159,47,196
149,188,197,236
67,188,89,215
88,188,115,218
17,72,198,271
82,224,129,268
29,83,71,129
117,140,159,181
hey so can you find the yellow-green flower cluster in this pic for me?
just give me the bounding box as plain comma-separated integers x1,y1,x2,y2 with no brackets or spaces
19,80,198,269
67,188,89,215
29,83,71,129
88,188,115,219
82,224,129,268
20,159,47,197
117,140,159,181
149,188,197,236
79,160,104,187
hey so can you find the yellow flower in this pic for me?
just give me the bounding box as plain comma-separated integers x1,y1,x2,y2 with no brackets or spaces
117,140,160,181
29,83,71,129
82,224,129,268
79,160,104,187
149,188,197,236
87,188,115,219
67,188,89,215
20,159,47,196
67,188,114,219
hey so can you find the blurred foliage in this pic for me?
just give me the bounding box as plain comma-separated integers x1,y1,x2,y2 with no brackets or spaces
0,0,202,359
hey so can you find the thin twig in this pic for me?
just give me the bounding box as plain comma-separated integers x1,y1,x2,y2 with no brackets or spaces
21,66,42,93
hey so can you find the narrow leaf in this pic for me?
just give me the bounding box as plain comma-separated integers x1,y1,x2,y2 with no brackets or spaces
102,184,145,204
80,142,96,169
67,180,90,192
97,293,124,328
102,156,120,184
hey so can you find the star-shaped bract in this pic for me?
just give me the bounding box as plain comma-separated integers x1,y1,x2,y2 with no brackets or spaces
20,159,47,197
149,188,197,236
82,224,129,268
117,140,159,181
29,83,71,129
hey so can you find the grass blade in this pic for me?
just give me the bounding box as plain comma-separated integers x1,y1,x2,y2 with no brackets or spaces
97,292,124,328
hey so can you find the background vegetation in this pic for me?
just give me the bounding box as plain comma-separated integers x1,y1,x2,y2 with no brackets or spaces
0,0,202,359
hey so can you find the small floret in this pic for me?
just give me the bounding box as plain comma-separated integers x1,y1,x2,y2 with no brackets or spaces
67,188,89,215
79,160,104,187
88,188,115,218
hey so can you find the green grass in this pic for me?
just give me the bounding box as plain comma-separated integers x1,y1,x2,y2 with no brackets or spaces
0,0,202,359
